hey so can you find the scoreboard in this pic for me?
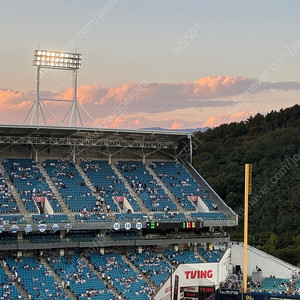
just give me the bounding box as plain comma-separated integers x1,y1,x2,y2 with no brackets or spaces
146,221,203,230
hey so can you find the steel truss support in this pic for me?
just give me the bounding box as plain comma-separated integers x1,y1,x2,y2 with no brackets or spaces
0,135,177,149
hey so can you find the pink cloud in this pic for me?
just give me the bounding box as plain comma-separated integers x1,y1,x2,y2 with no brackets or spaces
170,121,183,130
193,76,248,97
56,84,107,105
1,76,300,128
0,89,32,110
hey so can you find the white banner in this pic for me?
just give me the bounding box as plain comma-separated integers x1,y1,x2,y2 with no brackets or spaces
154,263,218,300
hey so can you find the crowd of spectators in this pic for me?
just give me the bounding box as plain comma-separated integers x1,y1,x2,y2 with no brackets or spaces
92,250,155,299
5,256,70,300
0,173,19,213
127,248,171,287
48,253,115,300
118,161,176,211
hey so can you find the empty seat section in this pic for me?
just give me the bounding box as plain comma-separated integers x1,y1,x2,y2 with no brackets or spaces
6,256,70,300
80,160,140,212
151,161,215,210
3,159,62,213
90,253,154,299
190,212,227,220
43,159,96,212
127,250,171,287
49,254,114,300
117,161,177,211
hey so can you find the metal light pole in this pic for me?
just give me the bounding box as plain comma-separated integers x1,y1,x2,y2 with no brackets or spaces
24,49,83,127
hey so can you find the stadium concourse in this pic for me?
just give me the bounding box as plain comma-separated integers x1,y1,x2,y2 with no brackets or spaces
0,125,298,300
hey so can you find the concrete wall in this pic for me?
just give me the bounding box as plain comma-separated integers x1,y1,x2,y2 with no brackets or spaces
230,242,300,278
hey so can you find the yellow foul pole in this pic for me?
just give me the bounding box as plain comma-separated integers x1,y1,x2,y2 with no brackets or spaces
243,164,252,293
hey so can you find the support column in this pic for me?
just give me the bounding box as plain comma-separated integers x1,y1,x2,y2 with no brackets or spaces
72,145,76,163
60,230,65,240
36,66,40,125
206,242,213,250
73,69,78,127
138,246,142,254
35,150,39,163
17,231,23,241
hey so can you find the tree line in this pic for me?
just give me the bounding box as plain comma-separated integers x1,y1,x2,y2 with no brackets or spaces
192,104,300,266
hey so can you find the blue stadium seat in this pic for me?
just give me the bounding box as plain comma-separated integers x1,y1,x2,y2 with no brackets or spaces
151,161,216,211
90,253,154,299
0,265,23,299
74,213,112,223
6,256,71,300
81,160,141,212
43,159,97,212
32,214,70,224
190,212,228,220
127,250,171,287
164,249,203,264
49,254,114,300
154,212,186,222
115,212,147,222
3,159,62,213
261,277,290,293
117,161,177,211
0,215,26,224
198,247,222,262
0,172,19,213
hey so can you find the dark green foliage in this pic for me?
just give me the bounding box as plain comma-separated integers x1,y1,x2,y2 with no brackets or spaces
192,105,300,266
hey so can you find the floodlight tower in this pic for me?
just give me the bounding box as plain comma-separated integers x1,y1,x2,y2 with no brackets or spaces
24,50,83,127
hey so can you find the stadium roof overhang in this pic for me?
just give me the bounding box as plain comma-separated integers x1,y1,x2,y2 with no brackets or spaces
0,125,190,151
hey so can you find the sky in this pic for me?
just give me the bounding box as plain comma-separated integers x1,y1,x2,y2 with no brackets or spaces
1,0,300,129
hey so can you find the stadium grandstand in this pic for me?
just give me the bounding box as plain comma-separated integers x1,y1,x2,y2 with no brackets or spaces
0,125,299,300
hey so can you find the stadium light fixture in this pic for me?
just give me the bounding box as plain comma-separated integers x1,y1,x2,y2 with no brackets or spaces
24,49,93,127
33,50,82,70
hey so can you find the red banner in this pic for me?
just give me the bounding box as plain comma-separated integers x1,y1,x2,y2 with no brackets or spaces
114,196,124,203
189,196,198,202
33,196,45,202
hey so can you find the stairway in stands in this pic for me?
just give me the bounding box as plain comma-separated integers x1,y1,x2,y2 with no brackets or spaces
121,254,157,291
2,262,29,300
75,163,111,213
147,163,198,213
146,164,193,213
40,257,77,300
37,162,75,222
81,256,124,300
111,163,149,212
0,163,31,223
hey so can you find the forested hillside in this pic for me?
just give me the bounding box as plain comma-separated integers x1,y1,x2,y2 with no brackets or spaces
193,104,300,266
